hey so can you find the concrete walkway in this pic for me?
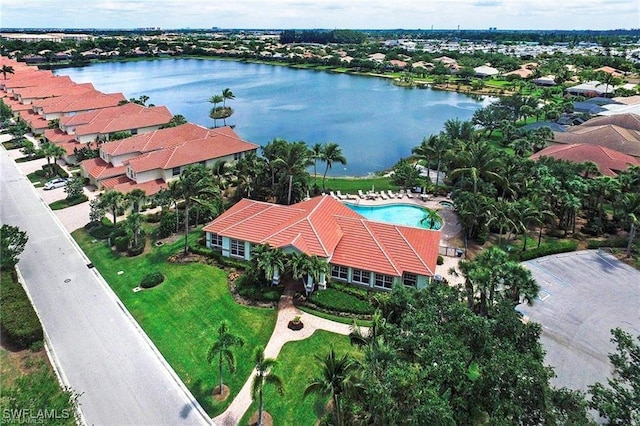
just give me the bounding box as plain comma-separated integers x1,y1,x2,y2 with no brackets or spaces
213,292,356,425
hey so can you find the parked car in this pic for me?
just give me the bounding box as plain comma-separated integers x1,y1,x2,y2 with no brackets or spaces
43,178,68,190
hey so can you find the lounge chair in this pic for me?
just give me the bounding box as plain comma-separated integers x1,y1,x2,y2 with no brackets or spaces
387,190,396,199
357,190,365,199
405,190,413,199
379,191,389,200
330,191,338,199
336,191,348,200
397,189,406,198
345,192,357,200
420,193,430,201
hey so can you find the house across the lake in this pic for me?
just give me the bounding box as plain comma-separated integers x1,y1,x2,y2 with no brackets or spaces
203,195,441,292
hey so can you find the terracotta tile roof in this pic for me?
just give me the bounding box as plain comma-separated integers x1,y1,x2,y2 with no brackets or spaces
36,89,123,115
80,157,128,180
3,72,62,90
531,143,640,177
101,122,209,156
70,104,173,137
581,113,640,131
127,126,258,173
203,195,441,277
553,125,640,157
101,176,166,195
13,78,83,100
56,140,84,156
44,128,76,144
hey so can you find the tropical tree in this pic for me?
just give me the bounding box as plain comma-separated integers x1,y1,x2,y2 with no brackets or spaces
303,348,361,426
420,207,442,229
1,64,15,80
321,142,347,191
208,94,224,128
126,188,146,213
125,212,143,248
310,142,324,180
619,192,640,258
251,347,284,426
0,224,28,271
41,142,66,176
64,176,85,200
447,141,506,194
251,244,287,285
99,190,124,225
221,88,235,126
206,321,245,396
176,164,218,255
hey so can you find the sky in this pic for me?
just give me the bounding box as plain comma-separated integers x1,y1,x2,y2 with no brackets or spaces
1,0,638,31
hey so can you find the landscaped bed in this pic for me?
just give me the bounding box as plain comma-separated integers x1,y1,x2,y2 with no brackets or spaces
72,228,277,416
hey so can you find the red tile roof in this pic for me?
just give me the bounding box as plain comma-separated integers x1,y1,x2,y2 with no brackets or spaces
13,78,85,100
553,125,640,157
100,122,209,156
80,157,128,180
203,195,440,277
531,143,640,177
127,126,258,173
72,104,173,137
101,176,166,195
35,89,124,115
44,128,76,144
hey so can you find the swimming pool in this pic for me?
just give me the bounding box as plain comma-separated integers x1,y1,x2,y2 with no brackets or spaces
346,203,442,230
439,200,454,208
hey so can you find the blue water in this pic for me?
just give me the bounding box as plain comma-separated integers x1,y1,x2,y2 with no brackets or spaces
346,203,442,230
54,59,492,176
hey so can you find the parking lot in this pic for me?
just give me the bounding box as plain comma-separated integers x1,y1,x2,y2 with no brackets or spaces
517,250,640,392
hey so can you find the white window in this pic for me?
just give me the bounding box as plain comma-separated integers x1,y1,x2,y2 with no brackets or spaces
331,265,348,280
403,272,417,287
352,269,370,285
230,239,245,257
211,233,223,248
374,273,394,289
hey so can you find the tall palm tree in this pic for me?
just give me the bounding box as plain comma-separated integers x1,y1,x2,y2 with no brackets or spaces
206,321,244,396
251,244,287,285
99,190,124,226
1,65,14,80
321,142,347,191
251,347,284,426
126,188,146,213
208,94,224,128
42,142,66,176
125,212,143,247
420,207,442,229
303,348,361,426
619,193,640,258
176,164,218,255
221,88,235,126
447,141,506,194
310,142,324,181
167,179,182,233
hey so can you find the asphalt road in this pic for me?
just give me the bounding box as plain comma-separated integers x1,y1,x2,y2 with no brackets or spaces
517,250,640,393
1,146,212,425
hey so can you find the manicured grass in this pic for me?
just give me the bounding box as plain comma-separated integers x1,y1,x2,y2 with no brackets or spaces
239,330,360,425
72,228,277,416
297,305,373,327
312,176,397,193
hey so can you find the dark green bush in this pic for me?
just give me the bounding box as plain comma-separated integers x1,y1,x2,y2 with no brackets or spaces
144,211,162,223
127,241,145,257
235,270,282,302
139,272,164,289
114,236,130,252
87,224,113,240
514,240,579,261
109,225,128,241
155,211,175,238
0,269,44,349
309,288,374,315
586,237,628,249
437,255,444,265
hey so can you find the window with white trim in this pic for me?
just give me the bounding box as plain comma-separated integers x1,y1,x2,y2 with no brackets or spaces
331,265,348,280
352,268,370,285
210,233,223,248
230,239,245,257
374,273,394,289
403,272,417,287
172,166,180,176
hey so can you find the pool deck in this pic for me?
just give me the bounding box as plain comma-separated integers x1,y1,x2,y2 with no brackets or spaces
332,192,465,285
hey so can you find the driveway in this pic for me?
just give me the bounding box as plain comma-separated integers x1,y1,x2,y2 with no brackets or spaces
1,146,212,425
517,250,640,393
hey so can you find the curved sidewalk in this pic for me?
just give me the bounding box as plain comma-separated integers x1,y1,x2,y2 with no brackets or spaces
213,294,355,425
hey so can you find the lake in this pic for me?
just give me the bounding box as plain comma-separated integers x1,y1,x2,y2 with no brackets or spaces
54,59,492,176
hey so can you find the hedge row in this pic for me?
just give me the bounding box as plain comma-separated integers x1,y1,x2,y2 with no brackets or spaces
308,288,374,315
512,241,579,262
0,269,44,349
188,243,249,270
586,237,629,249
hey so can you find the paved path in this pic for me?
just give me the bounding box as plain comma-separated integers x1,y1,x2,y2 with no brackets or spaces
213,293,355,425
1,145,212,425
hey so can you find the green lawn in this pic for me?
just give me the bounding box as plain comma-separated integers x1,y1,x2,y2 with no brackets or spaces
312,176,397,193
72,228,277,416
239,330,360,425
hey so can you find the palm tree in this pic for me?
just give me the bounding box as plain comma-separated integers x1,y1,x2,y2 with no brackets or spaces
126,188,146,213
1,65,14,80
447,141,506,194
206,321,244,396
176,164,218,255
350,309,384,348
321,142,347,191
303,348,361,426
167,179,182,233
208,94,224,128
310,143,324,180
41,142,66,176
420,207,442,229
99,190,124,225
125,212,143,247
251,347,284,426
251,244,287,285
221,88,235,126
619,193,640,258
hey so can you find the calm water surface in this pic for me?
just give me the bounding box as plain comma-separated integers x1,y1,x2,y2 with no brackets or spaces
346,203,442,230
55,59,492,176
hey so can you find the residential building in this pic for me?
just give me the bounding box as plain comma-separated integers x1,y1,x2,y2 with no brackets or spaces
203,195,441,292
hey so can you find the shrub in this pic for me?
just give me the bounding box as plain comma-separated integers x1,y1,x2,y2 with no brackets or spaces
139,272,165,289
586,237,628,249
109,225,128,241
127,242,145,257
114,235,130,252
437,255,444,265
514,240,579,261
87,224,113,240
235,270,282,302
155,211,175,238
0,269,44,349
308,288,374,315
